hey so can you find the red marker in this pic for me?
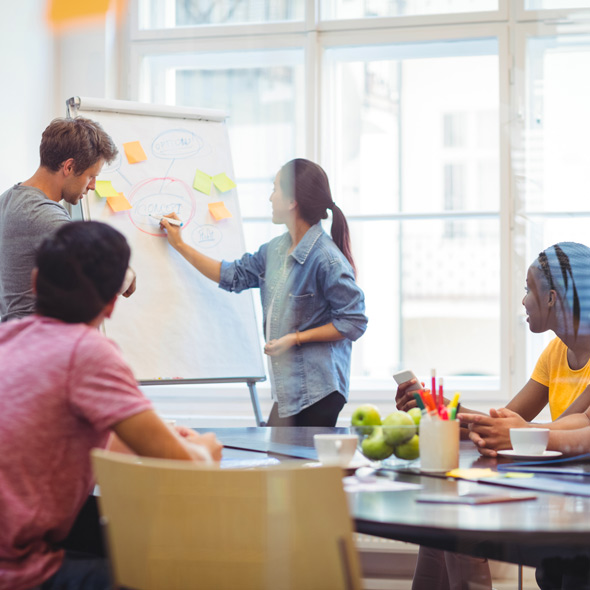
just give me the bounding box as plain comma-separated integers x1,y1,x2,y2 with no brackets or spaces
431,369,436,407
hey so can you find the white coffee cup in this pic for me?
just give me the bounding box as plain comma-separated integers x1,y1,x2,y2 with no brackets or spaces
509,427,550,455
314,434,358,467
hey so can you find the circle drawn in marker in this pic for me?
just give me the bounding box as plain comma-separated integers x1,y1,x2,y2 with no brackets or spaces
127,177,195,237
192,224,222,249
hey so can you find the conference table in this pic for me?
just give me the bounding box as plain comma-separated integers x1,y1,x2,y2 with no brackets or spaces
197,426,590,571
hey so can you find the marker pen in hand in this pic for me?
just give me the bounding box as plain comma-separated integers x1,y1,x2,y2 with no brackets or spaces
149,213,183,227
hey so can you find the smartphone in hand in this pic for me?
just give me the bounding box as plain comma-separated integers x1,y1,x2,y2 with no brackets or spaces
393,370,422,392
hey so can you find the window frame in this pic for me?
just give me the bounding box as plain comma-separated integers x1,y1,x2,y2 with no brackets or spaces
123,0,590,417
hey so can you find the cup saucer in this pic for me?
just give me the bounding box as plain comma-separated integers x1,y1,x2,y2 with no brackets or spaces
497,449,562,460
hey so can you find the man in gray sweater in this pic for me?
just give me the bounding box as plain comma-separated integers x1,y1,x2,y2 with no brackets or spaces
0,117,134,322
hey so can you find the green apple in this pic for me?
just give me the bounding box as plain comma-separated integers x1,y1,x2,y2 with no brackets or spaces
351,404,382,434
408,407,422,432
361,426,394,461
382,411,416,446
394,434,420,461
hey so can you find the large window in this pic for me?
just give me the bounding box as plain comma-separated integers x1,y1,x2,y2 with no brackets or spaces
321,0,497,19
137,0,304,28
322,39,500,378
128,0,590,412
517,28,590,380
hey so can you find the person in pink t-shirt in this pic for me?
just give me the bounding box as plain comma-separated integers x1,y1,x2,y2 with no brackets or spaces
0,221,222,590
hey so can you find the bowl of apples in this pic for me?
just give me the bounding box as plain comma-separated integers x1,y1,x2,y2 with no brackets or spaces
350,404,421,467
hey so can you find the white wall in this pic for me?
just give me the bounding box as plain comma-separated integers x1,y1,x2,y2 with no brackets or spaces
0,0,54,188
0,1,116,192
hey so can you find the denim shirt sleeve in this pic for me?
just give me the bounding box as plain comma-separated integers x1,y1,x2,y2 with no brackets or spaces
218,243,268,294
319,256,368,341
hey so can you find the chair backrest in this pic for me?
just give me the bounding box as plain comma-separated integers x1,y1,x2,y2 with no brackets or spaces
91,449,362,590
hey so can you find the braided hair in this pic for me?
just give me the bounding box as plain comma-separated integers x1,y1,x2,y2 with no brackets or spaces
536,242,590,338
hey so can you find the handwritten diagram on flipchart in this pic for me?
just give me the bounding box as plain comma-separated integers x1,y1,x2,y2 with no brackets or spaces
94,126,235,247
79,108,265,383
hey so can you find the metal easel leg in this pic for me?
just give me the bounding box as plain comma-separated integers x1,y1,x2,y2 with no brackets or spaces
518,563,523,590
247,382,265,426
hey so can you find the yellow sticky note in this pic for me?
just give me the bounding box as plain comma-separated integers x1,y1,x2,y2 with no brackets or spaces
106,193,132,212
208,201,232,221
123,141,147,164
95,180,119,198
445,468,499,479
212,173,237,193
193,169,212,195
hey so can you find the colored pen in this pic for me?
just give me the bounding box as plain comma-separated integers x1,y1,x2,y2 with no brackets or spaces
431,369,436,407
415,391,433,420
448,392,461,420
448,392,461,410
413,391,426,412
422,389,437,413
150,213,183,227
438,377,444,410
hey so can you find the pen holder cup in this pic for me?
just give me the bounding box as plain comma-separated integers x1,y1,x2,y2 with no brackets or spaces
419,419,460,473
352,425,420,467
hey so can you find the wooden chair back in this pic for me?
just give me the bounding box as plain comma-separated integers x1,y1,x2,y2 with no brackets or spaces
91,449,362,590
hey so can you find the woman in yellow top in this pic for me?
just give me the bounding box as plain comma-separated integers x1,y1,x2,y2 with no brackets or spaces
398,241,590,456
398,242,590,590
459,241,590,454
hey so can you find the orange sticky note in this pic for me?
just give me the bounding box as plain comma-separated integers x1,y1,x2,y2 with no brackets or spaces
208,201,232,221
106,193,132,212
212,173,236,193
123,141,147,164
47,0,110,25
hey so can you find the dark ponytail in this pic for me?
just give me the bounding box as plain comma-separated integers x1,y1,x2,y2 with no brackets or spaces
279,158,356,275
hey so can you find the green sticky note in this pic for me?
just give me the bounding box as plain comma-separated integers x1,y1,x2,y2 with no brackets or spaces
193,169,212,195
95,180,119,198
212,173,236,193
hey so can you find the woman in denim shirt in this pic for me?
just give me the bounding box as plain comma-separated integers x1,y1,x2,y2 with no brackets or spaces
161,158,367,426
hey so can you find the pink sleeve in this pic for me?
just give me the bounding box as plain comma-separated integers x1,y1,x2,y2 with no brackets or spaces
66,330,153,432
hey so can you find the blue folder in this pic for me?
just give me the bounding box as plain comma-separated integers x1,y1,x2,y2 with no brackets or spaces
497,452,590,476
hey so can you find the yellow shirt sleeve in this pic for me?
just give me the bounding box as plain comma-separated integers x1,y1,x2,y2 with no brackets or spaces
531,337,590,420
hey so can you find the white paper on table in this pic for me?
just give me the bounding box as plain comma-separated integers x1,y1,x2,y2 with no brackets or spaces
342,476,422,493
